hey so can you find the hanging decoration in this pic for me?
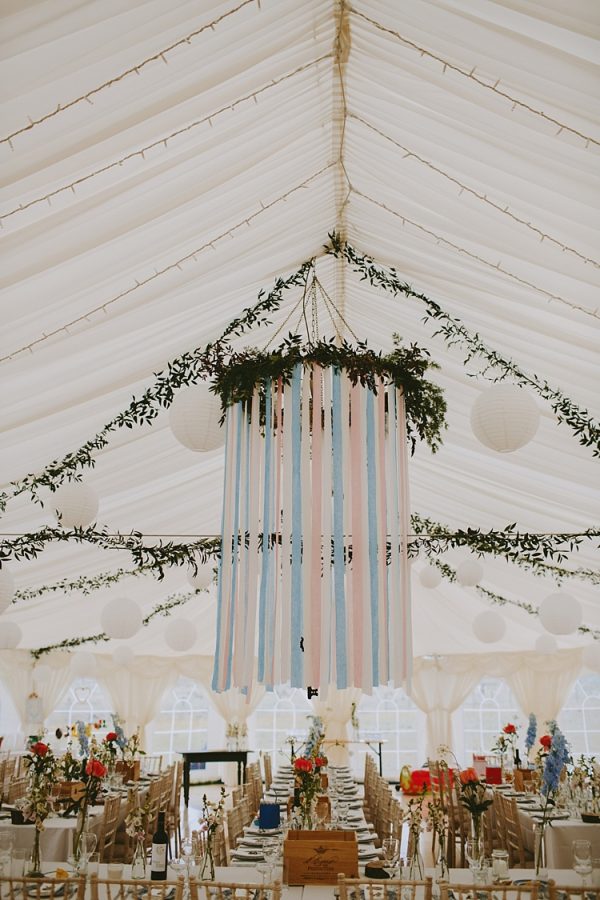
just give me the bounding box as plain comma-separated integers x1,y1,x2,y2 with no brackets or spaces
538,591,583,635
470,384,540,453
456,558,484,587
51,482,99,529
472,610,506,643
100,597,143,640
211,324,446,693
165,618,197,653
169,383,225,452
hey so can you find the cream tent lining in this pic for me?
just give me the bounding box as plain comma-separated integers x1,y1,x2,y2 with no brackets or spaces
0,2,598,676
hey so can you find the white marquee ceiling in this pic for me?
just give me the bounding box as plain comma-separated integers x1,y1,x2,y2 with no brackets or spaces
0,0,598,666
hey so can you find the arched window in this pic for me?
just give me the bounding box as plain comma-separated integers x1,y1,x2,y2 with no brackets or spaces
558,675,600,755
45,678,113,751
150,677,210,764
249,686,312,761
357,686,424,777
459,678,521,758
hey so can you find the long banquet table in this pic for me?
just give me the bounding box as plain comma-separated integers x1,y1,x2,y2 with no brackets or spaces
511,793,600,868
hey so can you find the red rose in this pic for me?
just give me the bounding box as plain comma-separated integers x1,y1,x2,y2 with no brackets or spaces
31,742,49,757
540,735,552,750
105,732,118,742
459,767,479,785
503,724,516,734
86,758,107,778
314,756,327,768
293,757,313,773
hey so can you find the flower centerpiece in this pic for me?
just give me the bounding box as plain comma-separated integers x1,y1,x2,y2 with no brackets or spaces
225,722,248,751
535,725,570,876
111,716,144,781
492,723,519,770
404,788,427,878
125,789,153,878
456,767,493,857
198,788,227,881
292,756,321,830
427,795,449,882
71,755,107,867
22,740,58,876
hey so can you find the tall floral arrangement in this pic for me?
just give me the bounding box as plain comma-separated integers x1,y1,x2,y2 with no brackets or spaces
525,714,537,756
492,722,518,764
427,796,449,880
292,756,322,829
535,725,570,875
22,740,58,875
72,756,107,862
404,789,427,878
198,788,227,880
456,767,493,845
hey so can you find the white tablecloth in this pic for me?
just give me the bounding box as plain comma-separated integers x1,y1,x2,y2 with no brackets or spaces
517,806,600,868
0,808,103,862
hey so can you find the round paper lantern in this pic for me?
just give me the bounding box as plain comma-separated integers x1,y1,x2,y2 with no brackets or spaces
470,383,540,453
187,564,214,591
456,559,484,587
582,643,600,672
535,634,557,655
113,645,135,668
51,482,99,528
0,568,16,613
70,650,97,677
472,610,506,643
538,591,582,635
165,618,197,652
169,383,225,452
32,663,51,687
100,597,143,640
0,621,22,649
419,565,442,589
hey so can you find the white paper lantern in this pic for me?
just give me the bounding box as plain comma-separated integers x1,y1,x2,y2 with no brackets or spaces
538,591,582,635
0,621,22,649
32,663,51,687
101,597,143,640
113,645,135,668
472,610,506,643
169,383,225,452
419,565,442,589
165,618,197,652
470,383,540,453
187,564,214,591
52,482,99,528
535,634,557,655
582,643,600,672
70,651,97,677
456,559,484,587
0,568,16,613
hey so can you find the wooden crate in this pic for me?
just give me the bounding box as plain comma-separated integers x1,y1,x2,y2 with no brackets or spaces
283,829,358,885
53,780,85,801
116,760,140,782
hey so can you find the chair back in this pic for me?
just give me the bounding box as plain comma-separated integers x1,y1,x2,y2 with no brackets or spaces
89,874,184,900
194,883,280,900
440,882,539,900
97,793,121,863
0,876,86,900
338,875,432,900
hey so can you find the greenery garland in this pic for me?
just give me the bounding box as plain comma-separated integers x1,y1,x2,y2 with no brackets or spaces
0,261,313,514
0,526,221,577
432,559,600,641
14,564,156,601
213,333,447,453
326,233,600,457
31,588,201,659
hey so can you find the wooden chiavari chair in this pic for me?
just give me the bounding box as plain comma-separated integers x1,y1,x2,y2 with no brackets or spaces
500,795,534,868
0,876,86,900
89,874,184,900
97,793,121,863
338,875,432,900
440,882,539,900
192,883,280,900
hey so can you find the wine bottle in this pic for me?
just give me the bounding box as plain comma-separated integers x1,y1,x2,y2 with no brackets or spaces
514,748,522,768
150,811,168,881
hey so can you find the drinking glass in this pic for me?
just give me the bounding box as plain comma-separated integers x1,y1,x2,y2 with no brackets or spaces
465,838,484,870
572,840,593,886
0,831,13,875
382,837,400,875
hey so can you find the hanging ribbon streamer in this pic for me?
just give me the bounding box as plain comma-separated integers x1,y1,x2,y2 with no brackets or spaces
211,362,412,693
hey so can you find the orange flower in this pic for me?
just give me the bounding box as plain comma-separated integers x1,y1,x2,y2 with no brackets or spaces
293,757,313,773
85,758,107,778
459,767,479,785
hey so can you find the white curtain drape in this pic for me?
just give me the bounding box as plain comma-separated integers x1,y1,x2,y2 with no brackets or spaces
411,657,482,759
311,685,362,766
96,656,179,749
505,649,582,738
36,653,75,723
0,650,33,729
203,684,265,784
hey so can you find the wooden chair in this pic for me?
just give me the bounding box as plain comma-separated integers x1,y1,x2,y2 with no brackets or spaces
338,875,433,900
0,875,86,900
97,793,121,863
548,881,597,900
141,754,163,776
192,882,280,900
89,874,184,900
500,795,534,868
212,821,228,867
262,752,273,791
6,777,27,804
166,759,183,857
440,882,539,900
226,804,244,852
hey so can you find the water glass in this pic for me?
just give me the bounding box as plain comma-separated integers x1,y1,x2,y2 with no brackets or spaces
382,837,400,874
86,853,100,877
11,848,28,877
573,840,593,886
0,831,14,875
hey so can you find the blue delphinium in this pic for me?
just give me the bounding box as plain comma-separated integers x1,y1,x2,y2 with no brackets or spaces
75,719,89,757
541,725,570,797
112,714,127,752
525,713,537,754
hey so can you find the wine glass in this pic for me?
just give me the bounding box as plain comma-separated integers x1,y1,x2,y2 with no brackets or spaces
382,837,400,875
465,838,483,871
0,831,13,875
573,840,593,886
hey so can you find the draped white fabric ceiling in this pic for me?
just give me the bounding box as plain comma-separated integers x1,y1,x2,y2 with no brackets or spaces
0,0,598,666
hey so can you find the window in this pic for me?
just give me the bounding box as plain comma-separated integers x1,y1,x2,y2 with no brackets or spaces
149,678,210,764
558,675,600,756
459,678,521,758
356,686,424,778
249,686,312,760
45,678,114,749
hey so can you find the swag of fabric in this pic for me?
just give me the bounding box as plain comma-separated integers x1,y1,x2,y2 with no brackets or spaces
212,363,411,694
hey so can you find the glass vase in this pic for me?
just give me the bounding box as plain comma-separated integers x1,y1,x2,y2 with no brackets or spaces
28,828,43,877
131,836,146,879
72,804,89,868
199,844,215,881
533,822,547,879
435,835,449,882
